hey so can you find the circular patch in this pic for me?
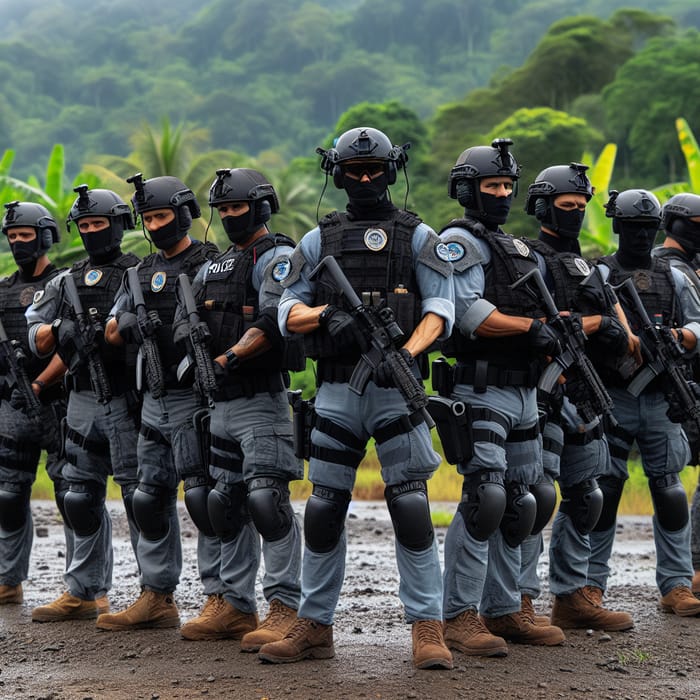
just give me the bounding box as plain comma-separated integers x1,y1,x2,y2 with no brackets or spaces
151,271,167,293
364,228,388,251
84,269,103,286
19,286,36,307
445,241,466,262
574,258,590,275
272,257,291,282
32,289,44,305
435,242,452,262
633,270,652,291
513,239,531,257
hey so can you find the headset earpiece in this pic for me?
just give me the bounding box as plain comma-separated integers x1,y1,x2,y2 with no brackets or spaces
534,198,548,221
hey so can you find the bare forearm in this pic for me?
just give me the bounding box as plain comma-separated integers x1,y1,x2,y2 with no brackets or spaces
214,327,272,366
476,309,534,337
403,312,444,356
287,302,327,334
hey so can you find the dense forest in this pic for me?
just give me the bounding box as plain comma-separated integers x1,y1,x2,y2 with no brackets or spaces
1,0,700,265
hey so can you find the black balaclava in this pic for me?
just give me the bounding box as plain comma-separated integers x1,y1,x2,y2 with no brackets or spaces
552,204,586,239
80,225,122,265
668,218,700,257
148,209,184,250
10,236,42,277
616,220,657,269
479,191,513,228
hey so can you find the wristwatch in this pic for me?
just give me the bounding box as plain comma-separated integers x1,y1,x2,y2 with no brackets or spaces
224,349,239,369
676,328,686,345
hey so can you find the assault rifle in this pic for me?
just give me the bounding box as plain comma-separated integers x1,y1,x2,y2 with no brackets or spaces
310,255,434,428
176,274,217,409
512,267,614,424
613,277,700,429
63,273,112,413
0,316,42,419
126,267,166,401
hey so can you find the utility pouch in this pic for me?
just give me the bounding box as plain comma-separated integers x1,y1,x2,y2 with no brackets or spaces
427,395,472,464
431,356,455,398
288,389,314,460
192,408,211,472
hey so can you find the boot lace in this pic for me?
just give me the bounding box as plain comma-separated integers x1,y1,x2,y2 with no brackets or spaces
415,620,444,646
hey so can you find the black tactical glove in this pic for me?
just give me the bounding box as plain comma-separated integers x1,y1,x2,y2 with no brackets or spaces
596,316,629,356
526,319,563,358
8,388,28,412
213,360,229,388
372,348,414,388
116,311,144,345
318,305,366,348
54,319,83,348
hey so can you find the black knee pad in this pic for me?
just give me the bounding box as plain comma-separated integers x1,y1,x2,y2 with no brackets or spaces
384,480,434,551
457,471,507,541
0,485,31,532
529,479,558,535
593,476,626,532
247,477,294,542
184,475,215,537
207,482,248,542
133,484,173,541
304,484,351,553
559,478,604,535
120,483,137,530
64,482,106,537
499,482,537,548
649,473,689,532
53,481,70,527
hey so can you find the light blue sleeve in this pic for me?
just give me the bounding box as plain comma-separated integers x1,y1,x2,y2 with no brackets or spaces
25,272,66,357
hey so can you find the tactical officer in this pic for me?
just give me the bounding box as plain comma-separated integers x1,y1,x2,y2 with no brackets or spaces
98,175,219,630
0,202,68,606
651,193,700,594
173,168,304,645
591,188,700,615
438,140,564,655
259,127,455,669
522,164,634,632
27,188,142,622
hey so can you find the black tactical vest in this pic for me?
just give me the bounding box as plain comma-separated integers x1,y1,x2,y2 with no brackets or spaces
306,209,421,362
0,266,61,380
441,218,546,367
653,246,700,293
137,241,219,371
200,233,302,371
60,253,140,390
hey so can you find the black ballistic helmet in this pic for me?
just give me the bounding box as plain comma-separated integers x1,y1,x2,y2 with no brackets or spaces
525,162,594,216
317,127,409,188
2,200,60,255
67,185,134,255
209,168,279,228
605,189,661,233
447,138,521,215
661,193,700,230
127,173,200,241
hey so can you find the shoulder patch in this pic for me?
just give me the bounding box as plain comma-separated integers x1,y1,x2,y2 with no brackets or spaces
439,231,485,273
279,246,307,288
32,289,45,305
271,256,292,282
417,231,452,278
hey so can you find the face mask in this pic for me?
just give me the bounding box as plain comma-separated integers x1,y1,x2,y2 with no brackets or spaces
10,239,40,270
617,220,657,267
80,228,114,256
553,206,586,239
343,172,388,206
222,213,255,245
480,191,512,227
669,218,700,256
148,217,182,250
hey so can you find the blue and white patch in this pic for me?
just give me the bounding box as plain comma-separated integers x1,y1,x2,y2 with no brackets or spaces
435,242,452,262
84,269,103,286
272,257,291,282
574,257,590,275
445,241,466,262
151,271,167,293
32,289,45,304
364,227,388,251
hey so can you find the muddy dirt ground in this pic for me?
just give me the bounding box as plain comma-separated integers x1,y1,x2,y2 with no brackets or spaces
0,500,698,700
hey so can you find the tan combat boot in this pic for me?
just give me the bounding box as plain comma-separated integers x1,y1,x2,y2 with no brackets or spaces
482,608,565,646
240,598,298,652
412,619,453,670
0,584,23,605
692,571,700,596
32,592,101,622
444,609,507,657
551,586,633,631
95,595,110,615
258,618,334,663
96,589,180,630
180,594,258,641
521,595,551,627
659,586,700,616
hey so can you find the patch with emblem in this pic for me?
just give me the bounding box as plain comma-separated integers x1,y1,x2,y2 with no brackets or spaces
633,270,652,291
19,286,36,307
364,227,388,251
151,271,167,293
513,239,531,257
32,289,44,304
84,269,103,286
445,242,466,262
574,258,590,275
272,257,291,282
435,242,452,262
